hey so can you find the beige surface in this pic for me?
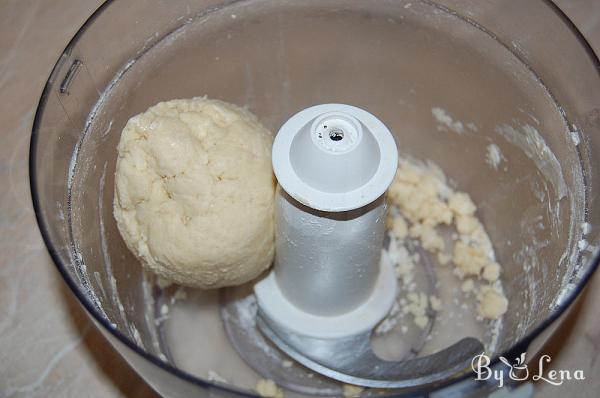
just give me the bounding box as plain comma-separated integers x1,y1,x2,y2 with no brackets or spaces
0,1,599,397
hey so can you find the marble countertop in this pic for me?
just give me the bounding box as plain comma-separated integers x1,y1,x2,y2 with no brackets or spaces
1,1,599,397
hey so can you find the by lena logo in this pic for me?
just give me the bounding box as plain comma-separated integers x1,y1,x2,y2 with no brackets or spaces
471,352,585,388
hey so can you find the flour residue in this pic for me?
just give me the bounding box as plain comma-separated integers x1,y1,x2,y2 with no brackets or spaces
570,128,581,146
485,144,505,170
431,107,465,134
100,119,113,138
98,162,127,324
495,124,567,200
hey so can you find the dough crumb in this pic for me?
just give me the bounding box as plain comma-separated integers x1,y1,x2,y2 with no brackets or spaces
388,161,453,228
482,262,501,282
448,192,476,216
455,215,479,235
384,158,508,331
453,241,488,276
406,292,429,329
478,287,508,320
461,279,475,294
391,216,408,240
414,315,429,329
409,223,445,252
343,384,364,397
437,252,451,265
256,379,284,398
282,360,293,368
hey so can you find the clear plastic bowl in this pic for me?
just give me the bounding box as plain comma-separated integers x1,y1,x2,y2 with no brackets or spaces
30,0,600,396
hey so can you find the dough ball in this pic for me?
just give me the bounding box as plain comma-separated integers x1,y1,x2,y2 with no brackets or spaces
113,97,275,288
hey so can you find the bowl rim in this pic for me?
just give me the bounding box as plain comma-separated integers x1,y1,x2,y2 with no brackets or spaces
29,0,600,395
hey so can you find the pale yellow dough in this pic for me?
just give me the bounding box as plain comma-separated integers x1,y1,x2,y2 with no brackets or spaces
342,384,364,397
478,287,509,319
256,379,284,398
387,160,508,320
113,97,275,289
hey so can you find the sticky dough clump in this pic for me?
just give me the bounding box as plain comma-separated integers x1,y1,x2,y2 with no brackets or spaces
113,97,275,288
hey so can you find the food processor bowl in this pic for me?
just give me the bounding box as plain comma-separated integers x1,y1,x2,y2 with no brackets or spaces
30,0,600,396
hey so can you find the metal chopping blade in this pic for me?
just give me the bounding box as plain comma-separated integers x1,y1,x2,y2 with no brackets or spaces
256,310,484,389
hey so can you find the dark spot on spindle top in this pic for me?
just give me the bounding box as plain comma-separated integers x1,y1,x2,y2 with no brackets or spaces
329,128,344,141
